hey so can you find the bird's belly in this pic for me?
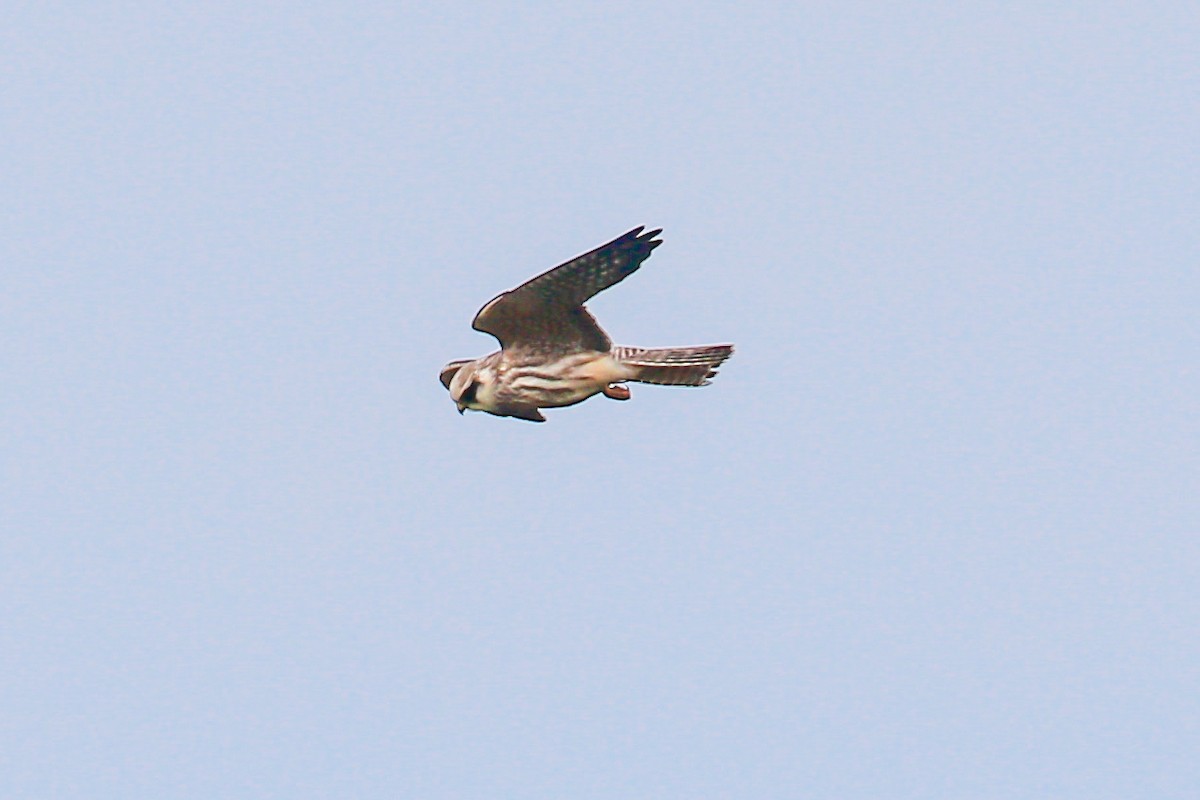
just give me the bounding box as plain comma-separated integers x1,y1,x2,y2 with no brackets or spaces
506,373,602,408
505,353,627,408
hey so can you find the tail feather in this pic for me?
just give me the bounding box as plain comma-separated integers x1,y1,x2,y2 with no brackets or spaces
614,344,734,386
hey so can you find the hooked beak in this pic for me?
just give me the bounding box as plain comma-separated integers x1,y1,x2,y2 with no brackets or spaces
456,404,465,415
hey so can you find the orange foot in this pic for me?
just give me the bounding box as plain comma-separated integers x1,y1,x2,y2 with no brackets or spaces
603,383,631,401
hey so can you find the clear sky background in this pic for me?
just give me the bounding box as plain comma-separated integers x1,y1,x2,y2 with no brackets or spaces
3,3,1197,798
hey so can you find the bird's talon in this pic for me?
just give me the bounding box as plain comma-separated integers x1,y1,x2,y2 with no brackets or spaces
603,383,631,401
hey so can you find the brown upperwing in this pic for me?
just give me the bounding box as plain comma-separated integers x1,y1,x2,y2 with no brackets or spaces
471,226,663,353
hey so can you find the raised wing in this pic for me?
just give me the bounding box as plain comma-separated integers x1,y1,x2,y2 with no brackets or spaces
472,226,663,352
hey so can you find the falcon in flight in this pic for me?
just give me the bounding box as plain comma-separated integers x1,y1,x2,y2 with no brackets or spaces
439,226,733,422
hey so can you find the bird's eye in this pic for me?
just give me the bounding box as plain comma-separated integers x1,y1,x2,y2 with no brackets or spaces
460,380,479,404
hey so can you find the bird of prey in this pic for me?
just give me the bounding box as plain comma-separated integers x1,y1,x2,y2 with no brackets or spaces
439,226,733,422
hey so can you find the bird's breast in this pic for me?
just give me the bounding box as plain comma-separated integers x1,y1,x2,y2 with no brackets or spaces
499,351,627,408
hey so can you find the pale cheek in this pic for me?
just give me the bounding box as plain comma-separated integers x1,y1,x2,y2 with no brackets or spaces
475,381,499,407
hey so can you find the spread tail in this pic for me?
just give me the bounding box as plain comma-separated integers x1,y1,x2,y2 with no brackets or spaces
613,344,734,386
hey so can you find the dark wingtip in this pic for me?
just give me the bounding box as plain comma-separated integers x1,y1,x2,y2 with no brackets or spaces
639,226,664,250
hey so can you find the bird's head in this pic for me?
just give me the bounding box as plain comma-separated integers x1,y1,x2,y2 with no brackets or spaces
440,358,488,415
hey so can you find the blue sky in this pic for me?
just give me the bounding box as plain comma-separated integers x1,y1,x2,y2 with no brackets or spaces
3,3,1197,797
